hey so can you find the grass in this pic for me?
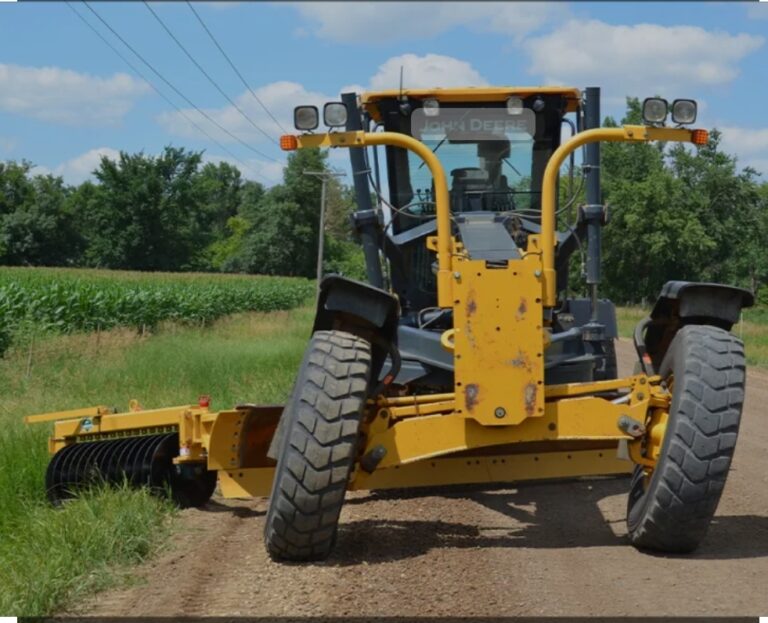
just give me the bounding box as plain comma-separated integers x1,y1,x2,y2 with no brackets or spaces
616,306,768,368
0,307,312,615
4,292,767,615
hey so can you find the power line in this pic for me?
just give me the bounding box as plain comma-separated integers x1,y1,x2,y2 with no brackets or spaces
66,1,272,185
81,1,281,165
186,1,287,135
142,1,279,146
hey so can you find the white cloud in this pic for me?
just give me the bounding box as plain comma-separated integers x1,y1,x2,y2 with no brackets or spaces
35,147,286,187
717,126,768,175
157,53,487,153
525,20,763,104
719,126,768,157
0,63,149,126
156,80,328,147
291,2,561,43
367,54,488,91
203,153,285,186
37,147,121,184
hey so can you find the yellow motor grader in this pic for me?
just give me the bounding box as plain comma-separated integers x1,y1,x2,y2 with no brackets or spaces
27,86,753,561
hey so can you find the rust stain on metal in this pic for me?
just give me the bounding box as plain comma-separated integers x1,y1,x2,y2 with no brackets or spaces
507,349,532,371
465,384,479,412
467,296,477,317
524,382,537,417
465,289,477,349
516,297,528,321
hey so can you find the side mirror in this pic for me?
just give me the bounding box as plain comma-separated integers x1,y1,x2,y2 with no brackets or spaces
323,102,348,128
294,106,319,131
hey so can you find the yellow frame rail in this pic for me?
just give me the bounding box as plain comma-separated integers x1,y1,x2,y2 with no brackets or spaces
539,125,704,307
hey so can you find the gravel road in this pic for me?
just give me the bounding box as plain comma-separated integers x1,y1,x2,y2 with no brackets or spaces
83,340,768,617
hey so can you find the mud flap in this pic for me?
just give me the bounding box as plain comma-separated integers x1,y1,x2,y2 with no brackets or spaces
636,280,754,373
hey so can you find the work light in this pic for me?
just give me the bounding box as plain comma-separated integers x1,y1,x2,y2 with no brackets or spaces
642,97,668,125
323,102,348,127
294,105,319,131
423,98,440,117
671,99,697,125
506,96,524,115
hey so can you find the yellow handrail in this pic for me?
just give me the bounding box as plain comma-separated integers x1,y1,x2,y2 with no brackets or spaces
539,125,705,307
293,131,454,307
289,124,707,310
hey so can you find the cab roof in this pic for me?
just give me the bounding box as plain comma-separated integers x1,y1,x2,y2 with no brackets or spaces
361,86,582,119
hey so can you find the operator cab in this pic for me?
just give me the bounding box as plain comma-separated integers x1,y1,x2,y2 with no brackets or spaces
360,88,581,313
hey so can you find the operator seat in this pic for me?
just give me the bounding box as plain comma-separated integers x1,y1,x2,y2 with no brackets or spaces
450,167,490,212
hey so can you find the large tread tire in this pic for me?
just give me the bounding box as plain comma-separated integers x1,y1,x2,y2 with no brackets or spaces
264,330,372,561
627,325,746,553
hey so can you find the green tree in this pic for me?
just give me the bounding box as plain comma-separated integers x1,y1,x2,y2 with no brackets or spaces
194,161,243,238
208,215,249,271
0,162,82,266
232,185,314,276
322,178,366,279
597,98,765,303
237,179,266,223
233,149,327,277
80,147,205,271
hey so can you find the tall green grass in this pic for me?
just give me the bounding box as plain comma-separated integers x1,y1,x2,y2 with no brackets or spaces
0,308,312,615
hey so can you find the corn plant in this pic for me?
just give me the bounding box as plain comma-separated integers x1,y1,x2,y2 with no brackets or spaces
0,267,314,355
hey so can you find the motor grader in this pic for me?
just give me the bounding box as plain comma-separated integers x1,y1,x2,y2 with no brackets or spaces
27,86,753,561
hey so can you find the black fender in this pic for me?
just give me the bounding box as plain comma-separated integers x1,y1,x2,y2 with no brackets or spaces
634,280,754,374
313,275,399,338
269,276,400,460
313,275,400,380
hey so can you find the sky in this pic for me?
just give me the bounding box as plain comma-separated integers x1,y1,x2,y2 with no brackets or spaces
0,1,767,186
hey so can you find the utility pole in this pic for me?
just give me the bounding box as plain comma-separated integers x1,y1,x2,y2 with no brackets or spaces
303,169,346,292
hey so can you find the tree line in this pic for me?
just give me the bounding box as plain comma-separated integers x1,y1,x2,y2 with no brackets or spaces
1,98,767,304
599,99,768,303
0,146,363,280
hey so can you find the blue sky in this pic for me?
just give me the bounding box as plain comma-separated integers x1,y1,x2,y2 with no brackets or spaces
1,1,767,185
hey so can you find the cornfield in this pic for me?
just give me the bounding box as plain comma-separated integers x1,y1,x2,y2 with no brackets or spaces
0,267,313,354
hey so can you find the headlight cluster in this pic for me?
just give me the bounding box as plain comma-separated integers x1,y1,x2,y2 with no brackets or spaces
293,102,349,131
642,98,698,125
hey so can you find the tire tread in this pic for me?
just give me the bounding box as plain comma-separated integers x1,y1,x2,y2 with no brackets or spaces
264,330,371,561
628,325,745,552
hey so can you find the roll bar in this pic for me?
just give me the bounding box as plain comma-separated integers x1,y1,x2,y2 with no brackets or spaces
283,125,708,309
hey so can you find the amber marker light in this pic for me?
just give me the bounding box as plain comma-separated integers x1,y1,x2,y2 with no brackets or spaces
280,135,298,151
691,129,709,146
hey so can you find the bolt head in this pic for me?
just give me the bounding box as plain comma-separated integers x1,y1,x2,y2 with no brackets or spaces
494,407,506,418
534,269,542,278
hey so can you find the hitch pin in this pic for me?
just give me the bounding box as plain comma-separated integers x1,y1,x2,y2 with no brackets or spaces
617,414,646,438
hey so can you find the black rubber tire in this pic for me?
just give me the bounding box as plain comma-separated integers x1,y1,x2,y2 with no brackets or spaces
264,330,372,561
170,468,218,508
627,324,746,553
